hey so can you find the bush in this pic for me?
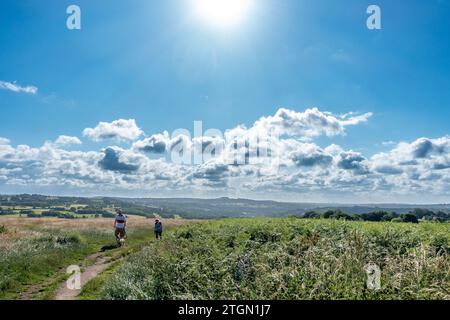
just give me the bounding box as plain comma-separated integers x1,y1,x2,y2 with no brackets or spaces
0,225,6,234
430,233,449,254
176,230,193,239
0,209,14,216
303,211,321,219
27,212,41,218
322,210,335,219
41,210,61,217
401,213,419,224
19,210,34,215
101,212,115,218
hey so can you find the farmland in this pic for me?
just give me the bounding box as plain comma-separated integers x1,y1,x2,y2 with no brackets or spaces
2,194,450,220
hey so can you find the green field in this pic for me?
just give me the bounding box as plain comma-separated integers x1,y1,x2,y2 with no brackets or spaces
0,206,99,219
102,218,450,300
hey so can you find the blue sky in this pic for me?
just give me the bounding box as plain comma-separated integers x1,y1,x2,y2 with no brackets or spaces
1,0,450,202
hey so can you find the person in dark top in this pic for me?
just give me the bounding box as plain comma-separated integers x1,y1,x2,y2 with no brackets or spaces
154,219,163,240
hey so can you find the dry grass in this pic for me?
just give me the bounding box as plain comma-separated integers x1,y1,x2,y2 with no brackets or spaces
0,216,201,245
0,215,198,231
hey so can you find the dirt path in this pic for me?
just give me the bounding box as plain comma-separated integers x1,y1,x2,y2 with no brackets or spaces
53,253,115,300
18,252,114,300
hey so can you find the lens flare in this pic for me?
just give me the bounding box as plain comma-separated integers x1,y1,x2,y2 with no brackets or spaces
195,0,252,27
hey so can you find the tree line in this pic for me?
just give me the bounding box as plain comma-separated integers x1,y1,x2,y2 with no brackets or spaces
302,208,450,223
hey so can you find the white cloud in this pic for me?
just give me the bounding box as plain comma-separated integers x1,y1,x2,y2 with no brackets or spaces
191,161,230,187
83,119,143,142
336,150,369,174
3,107,450,202
381,140,396,146
0,81,38,95
132,131,170,154
250,107,372,139
55,135,82,146
289,143,333,167
167,134,193,155
372,136,450,165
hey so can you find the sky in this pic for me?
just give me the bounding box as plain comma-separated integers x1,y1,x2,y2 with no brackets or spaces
0,0,450,203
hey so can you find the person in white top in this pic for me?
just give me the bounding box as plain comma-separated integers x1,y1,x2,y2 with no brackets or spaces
114,209,127,242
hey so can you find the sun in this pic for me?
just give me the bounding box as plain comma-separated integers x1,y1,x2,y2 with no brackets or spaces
195,0,253,27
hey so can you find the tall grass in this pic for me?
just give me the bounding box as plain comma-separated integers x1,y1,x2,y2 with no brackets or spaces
0,229,113,299
0,216,194,299
102,218,450,300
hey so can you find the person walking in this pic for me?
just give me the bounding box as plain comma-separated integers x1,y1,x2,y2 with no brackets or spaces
154,219,163,240
114,209,127,246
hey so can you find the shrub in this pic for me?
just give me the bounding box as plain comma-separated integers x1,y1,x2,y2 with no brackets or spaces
101,212,115,218
177,230,193,239
27,212,41,218
303,211,321,219
401,213,419,224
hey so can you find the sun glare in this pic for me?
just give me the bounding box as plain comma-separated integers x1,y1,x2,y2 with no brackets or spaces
195,0,252,27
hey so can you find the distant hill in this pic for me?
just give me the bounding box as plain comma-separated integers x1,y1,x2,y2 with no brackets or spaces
116,197,450,218
1,194,449,219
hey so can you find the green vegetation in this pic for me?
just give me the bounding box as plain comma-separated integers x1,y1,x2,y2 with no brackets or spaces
0,194,168,219
0,230,112,299
0,206,112,219
2,194,450,220
0,225,159,300
78,264,118,300
78,224,192,300
303,208,450,223
1,196,449,301
102,218,450,300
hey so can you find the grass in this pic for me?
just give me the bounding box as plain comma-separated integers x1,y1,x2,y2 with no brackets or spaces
102,218,450,300
78,263,118,300
0,215,173,299
78,221,200,299
0,230,111,299
38,227,160,300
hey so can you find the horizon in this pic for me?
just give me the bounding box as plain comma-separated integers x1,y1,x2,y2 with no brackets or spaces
1,192,449,207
